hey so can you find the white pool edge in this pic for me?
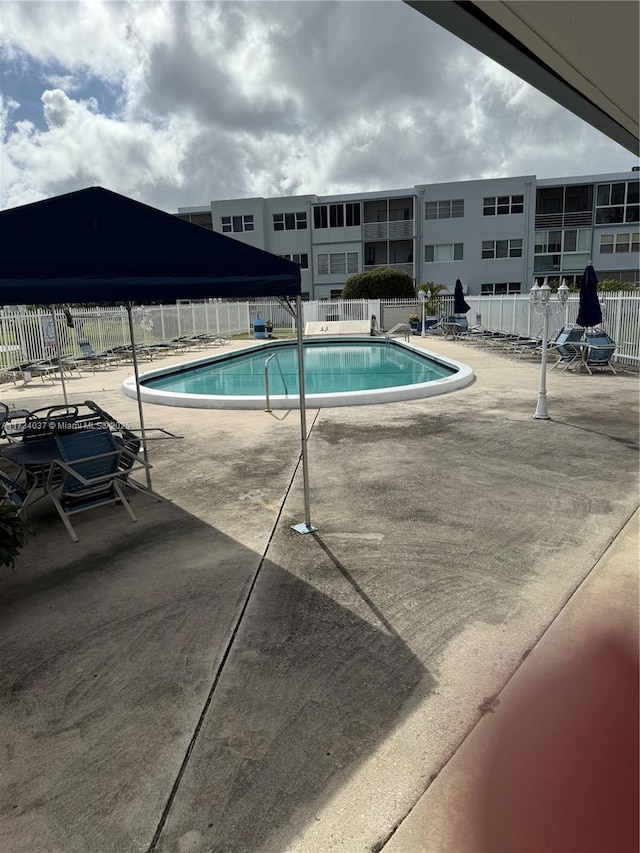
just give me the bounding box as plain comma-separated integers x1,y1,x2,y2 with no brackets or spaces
122,336,474,409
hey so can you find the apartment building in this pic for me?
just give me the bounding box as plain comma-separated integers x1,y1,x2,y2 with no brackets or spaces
176,170,639,299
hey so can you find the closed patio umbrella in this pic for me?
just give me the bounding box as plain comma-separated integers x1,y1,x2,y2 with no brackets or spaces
454,278,470,314
576,262,602,328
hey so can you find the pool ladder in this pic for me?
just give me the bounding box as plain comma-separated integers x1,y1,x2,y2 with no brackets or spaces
385,323,411,343
264,353,289,412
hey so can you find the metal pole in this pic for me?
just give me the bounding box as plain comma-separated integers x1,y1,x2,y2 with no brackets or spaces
533,306,550,420
292,294,316,534
50,305,69,405
126,304,153,488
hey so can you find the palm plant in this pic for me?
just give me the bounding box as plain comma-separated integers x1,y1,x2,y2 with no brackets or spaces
418,282,448,315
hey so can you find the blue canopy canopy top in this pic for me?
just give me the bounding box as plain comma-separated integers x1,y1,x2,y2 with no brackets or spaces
0,186,301,305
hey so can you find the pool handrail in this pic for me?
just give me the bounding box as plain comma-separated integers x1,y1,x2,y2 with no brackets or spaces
264,352,289,412
385,323,411,342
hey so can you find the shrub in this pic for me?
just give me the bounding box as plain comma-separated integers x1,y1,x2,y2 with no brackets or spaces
0,504,30,569
342,267,415,299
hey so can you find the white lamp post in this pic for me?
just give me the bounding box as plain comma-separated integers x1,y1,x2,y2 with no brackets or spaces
530,277,570,420
418,289,427,337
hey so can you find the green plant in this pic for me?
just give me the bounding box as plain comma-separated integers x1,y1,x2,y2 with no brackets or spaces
0,503,30,569
409,314,420,323
342,267,415,299
418,282,448,314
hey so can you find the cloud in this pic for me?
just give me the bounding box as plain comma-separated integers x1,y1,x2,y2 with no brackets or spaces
0,1,634,212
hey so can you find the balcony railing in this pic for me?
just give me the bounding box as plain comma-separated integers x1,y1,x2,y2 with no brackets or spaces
363,220,414,240
364,263,414,276
535,211,593,229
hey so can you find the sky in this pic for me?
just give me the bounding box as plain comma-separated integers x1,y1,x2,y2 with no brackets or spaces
0,0,636,214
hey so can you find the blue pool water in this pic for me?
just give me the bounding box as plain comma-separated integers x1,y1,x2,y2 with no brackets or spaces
126,337,474,409
144,340,455,396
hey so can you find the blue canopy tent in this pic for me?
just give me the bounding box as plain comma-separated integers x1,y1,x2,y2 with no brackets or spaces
0,187,314,531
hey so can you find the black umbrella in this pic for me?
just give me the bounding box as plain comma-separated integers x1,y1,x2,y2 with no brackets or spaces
454,278,470,314
576,262,602,328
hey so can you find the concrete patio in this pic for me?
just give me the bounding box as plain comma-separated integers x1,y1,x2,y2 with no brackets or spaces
0,335,638,853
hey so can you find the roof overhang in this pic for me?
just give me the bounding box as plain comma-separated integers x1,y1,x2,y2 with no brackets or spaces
404,0,639,155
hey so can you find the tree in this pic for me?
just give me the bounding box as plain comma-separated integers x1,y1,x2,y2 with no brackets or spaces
342,267,415,299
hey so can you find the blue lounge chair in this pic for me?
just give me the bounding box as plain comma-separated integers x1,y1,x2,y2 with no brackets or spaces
46,429,138,542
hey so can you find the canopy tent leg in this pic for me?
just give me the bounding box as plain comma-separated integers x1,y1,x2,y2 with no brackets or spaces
281,295,316,534
50,305,69,405
126,304,153,489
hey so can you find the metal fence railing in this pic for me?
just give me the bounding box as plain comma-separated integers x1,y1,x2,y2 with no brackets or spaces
0,294,638,372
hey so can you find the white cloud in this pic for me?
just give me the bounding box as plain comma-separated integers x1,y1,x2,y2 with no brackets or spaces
0,1,634,213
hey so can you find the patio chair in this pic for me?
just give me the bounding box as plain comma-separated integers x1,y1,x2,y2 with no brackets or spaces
46,429,138,542
22,405,80,441
583,331,617,375
550,326,585,372
0,471,28,514
0,402,31,441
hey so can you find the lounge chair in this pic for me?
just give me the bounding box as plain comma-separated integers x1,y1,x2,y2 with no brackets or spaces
73,340,121,369
0,360,59,385
46,428,140,542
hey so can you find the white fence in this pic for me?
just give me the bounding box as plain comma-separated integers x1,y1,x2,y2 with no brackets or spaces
0,294,638,370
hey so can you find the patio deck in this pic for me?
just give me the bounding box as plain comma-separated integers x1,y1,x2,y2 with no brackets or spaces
0,336,638,853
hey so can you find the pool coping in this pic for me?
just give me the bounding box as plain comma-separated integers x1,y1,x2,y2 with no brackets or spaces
122,336,475,409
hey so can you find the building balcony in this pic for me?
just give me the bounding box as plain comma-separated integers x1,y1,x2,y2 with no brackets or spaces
363,220,415,240
364,262,414,276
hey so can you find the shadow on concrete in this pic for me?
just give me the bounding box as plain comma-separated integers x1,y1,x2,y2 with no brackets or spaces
0,498,427,853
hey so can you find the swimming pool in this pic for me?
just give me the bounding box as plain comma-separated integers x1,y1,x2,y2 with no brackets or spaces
123,337,473,409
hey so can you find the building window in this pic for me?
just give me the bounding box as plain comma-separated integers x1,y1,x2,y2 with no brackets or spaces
279,253,309,269
596,181,640,224
317,252,359,275
483,195,524,216
534,228,592,271
599,232,640,253
480,282,522,295
425,243,463,262
330,289,344,300
221,214,254,233
273,211,307,231
481,239,522,259
425,199,464,219
313,203,361,229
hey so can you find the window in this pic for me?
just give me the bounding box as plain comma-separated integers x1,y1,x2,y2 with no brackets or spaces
317,252,359,275
483,195,524,215
425,243,463,262
535,230,562,254
330,289,344,300
535,228,591,253
596,181,640,224
481,239,522,259
279,253,309,269
562,228,591,253
480,282,522,295
599,233,640,253
313,202,360,229
273,211,307,231
425,199,464,219
221,214,254,233
346,203,361,226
